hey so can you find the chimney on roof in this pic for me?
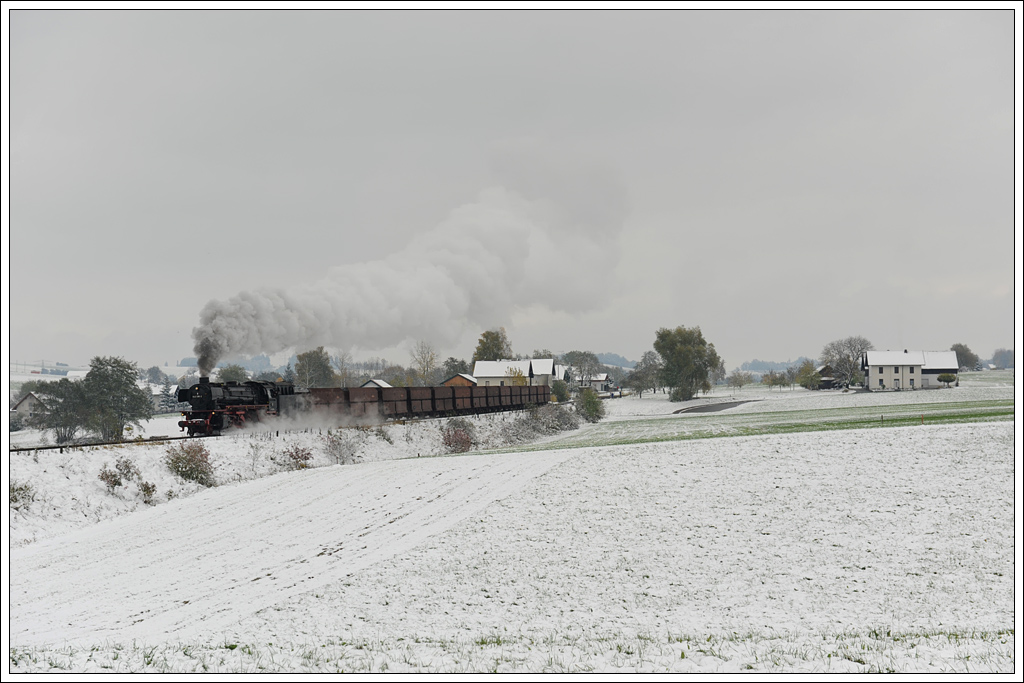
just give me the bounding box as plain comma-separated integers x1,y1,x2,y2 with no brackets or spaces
904,349,908,353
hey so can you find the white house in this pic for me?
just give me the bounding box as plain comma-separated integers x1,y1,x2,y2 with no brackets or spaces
861,350,960,390
472,359,557,387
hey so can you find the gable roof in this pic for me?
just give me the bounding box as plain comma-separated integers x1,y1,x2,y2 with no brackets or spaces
361,379,393,388
12,392,43,410
441,373,477,385
472,360,532,378
529,359,555,376
864,350,960,370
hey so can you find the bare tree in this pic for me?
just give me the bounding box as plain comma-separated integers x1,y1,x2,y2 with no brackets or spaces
627,350,663,398
410,341,440,386
332,350,354,387
726,369,754,391
820,336,874,388
562,350,602,391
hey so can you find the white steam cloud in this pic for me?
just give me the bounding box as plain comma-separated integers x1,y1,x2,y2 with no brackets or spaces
192,143,628,375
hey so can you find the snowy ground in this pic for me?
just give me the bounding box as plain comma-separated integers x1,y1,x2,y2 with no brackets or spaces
6,374,1018,673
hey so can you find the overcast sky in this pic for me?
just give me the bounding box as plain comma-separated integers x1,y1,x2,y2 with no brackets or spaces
8,9,1018,371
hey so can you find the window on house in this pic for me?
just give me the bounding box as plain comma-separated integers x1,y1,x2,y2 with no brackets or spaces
910,379,914,387
879,379,884,387
894,367,899,373
909,367,914,373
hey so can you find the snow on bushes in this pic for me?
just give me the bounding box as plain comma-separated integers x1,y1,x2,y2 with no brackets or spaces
164,441,216,488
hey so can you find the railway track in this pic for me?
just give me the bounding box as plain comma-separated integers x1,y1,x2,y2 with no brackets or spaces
7,410,519,454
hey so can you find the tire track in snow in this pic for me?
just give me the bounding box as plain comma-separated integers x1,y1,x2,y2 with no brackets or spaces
9,449,574,647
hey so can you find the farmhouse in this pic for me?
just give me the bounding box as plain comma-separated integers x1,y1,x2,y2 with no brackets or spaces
12,392,46,422
861,350,960,390
472,359,557,387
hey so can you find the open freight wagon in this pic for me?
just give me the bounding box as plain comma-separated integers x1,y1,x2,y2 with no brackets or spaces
279,384,551,421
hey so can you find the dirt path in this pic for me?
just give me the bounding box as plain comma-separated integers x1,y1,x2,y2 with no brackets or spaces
672,400,759,414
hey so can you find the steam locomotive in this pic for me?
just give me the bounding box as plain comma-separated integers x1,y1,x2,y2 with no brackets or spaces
177,377,550,436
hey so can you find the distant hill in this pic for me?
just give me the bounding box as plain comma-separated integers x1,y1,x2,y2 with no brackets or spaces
738,357,814,374
597,353,635,369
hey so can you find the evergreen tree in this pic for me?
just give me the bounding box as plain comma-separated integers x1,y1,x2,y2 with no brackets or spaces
32,378,90,444
82,356,154,441
160,376,176,412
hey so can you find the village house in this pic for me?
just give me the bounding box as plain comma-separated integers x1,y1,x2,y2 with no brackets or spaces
472,359,557,387
12,392,46,422
861,350,960,390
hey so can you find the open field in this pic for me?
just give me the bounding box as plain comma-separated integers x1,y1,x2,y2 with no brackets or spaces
8,375,1017,672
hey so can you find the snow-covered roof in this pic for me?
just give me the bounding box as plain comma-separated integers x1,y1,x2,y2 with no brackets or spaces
66,370,87,381
864,350,960,370
361,379,392,388
592,373,609,382
472,360,532,378
529,359,555,376
440,373,477,385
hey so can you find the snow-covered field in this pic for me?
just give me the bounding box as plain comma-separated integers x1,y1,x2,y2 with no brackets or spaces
7,374,1018,672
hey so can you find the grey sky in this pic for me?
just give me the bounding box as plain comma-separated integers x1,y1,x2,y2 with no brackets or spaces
9,9,1017,371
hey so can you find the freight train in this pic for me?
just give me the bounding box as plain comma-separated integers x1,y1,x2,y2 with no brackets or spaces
177,376,550,436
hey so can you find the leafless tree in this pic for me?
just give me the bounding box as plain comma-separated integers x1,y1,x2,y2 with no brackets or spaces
820,336,874,388
332,350,353,387
410,340,440,386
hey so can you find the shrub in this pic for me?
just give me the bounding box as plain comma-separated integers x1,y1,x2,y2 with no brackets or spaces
937,373,957,388
551,380,570,403
320,430,365,465
446,417,477,443
98,465,123,493
374,426,394,445
441,426,473,453
441,417,477,453
10,480,35,510
282,444,314,469
440,417,478,453
575,388,606,423
534,403,581,432
115,456,140,482
138,481,157,505
164,440,216,487
9,414,24,432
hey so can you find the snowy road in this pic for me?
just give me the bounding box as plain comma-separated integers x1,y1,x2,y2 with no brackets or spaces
10,449,574,647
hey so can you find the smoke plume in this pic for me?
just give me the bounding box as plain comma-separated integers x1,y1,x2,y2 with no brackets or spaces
192,143,629,375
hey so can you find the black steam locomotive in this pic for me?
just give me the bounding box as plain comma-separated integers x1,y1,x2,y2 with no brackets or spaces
177,377,551,436
177,377,303,436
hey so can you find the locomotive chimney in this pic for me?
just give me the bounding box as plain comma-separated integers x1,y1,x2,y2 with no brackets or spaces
200,376,210,385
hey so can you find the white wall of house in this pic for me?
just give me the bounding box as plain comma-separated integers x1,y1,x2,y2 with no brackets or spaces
864,350,958,390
